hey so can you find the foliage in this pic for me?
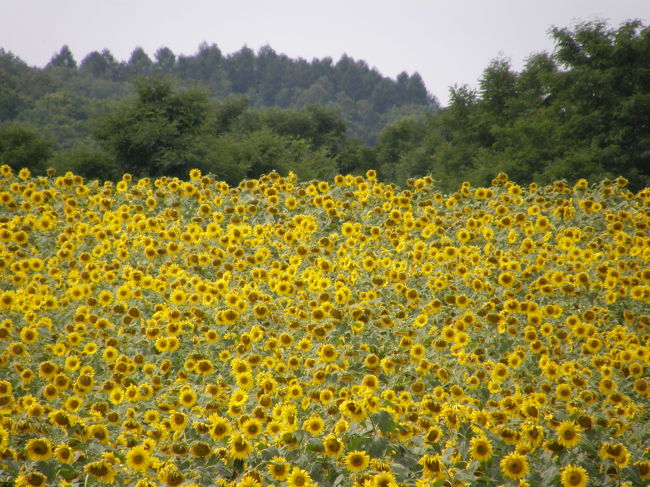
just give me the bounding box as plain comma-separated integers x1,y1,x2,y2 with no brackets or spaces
1,19,649,189
92,77,212,178
89,79,346,183
47,45,77,69
1,42,436,148
0,122,54,173
375,19,650,191
48,143,119,181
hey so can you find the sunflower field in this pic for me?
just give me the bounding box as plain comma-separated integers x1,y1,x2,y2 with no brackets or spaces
0,165,648,487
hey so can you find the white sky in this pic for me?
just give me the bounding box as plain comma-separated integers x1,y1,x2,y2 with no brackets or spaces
2,0,648,105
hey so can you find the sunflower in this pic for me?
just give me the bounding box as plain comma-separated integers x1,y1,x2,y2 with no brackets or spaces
158,465,185,487
49,410,72,429
555,383,572,401
86,424,110,444
287,466,313,487
169,411,187,431
418,454,445,480
286,384,303,399
266,420,282,436
556,420,582,448
230,389,248,406
170,442,188,457
339,399,366,421
231,359,252,376
522,424,544,448
361,374,379,390
84,460,118,483
178,388,197,408
599,442,630,467
229,434,252,460
371,472,398,487
169,289,187,306
633,378,648,396
424,425,443,443
109,388,124,405
323,434,344,458
241,418,262,438
142,408,160,424
54,444,74,464
635,461,650,480
492,363,509,382
560,464,589,487
19,326,38,344
499,452,529,480
409,344,426,360
20,369,35,385
344,450,370,473
302,414,325,435
318,344,339,362
64,395,83,412
38,360,58,379
189,441,212,458
237,373,254,390
25,438,52,461
126,444,151,473
268,456,290,481
236,473,262,487
15,471,47,487
498,271,515,287
363,395,382,413
469,436,493,462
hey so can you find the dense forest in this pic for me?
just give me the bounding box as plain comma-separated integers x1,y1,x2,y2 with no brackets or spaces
0,41,435,145
1,19,649,190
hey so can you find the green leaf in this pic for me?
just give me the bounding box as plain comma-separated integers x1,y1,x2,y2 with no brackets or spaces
365,437,390,457
373,410,397,434
345,434,366,451
540,462,559,485
392,444,421,470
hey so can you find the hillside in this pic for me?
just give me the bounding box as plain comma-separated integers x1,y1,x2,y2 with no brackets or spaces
0,43,438,147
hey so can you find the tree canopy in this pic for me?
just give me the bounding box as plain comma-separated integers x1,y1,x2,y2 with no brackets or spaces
375,19,650,191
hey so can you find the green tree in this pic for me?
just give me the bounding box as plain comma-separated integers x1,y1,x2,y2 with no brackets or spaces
0,122,54,172
376,19,650,190
47,45,77,69
479,58,518,121
208,95,250,135
336,137,377,175
548,20,650,187
127,47,153,78
227,46,257,94
0,50,35,121
256,45,286,105
178,42,223,81
0,85,24,122
154,47,176,74
256,105,347,155
80,49,124,81
92,77,212,177
17,90,107,150
49,143,117,181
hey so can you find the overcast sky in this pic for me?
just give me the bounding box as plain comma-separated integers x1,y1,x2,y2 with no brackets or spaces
2,0,648,105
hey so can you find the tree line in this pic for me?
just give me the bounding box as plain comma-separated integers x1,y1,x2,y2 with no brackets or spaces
1,41,436,146
1,20,648,190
